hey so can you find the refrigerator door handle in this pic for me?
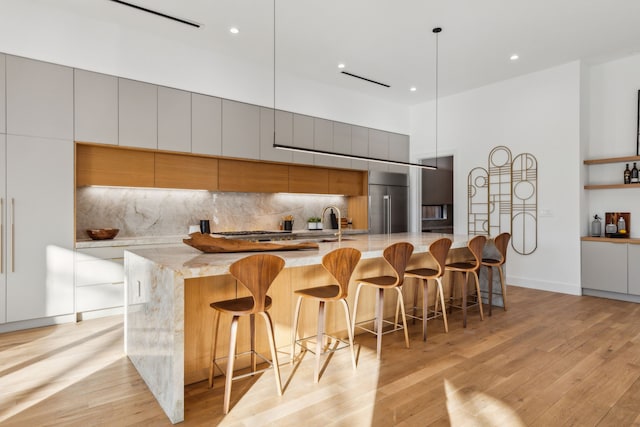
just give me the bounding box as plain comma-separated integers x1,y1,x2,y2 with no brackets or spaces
383,194,391,234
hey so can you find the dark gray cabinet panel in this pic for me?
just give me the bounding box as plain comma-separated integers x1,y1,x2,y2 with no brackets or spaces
368,129,389,172
222,99,259,159
158,86,191,153
351,125,369,170
6,55,73,140
191,93,222,156
388,133,410,174
119,78,158,149
260,108,293,163
74,69,118,145
0,54,5,134
314,117,334,167
292,114,314,165
332,122,352,169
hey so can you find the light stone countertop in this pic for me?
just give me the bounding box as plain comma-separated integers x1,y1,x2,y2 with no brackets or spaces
124,232,469,278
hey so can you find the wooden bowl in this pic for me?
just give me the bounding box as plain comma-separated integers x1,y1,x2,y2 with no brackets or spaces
86,228,120,240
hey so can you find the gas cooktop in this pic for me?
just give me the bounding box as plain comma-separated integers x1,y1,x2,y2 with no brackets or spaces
213,230,291,236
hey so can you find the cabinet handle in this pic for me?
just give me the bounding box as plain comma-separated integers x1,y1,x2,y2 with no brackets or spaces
11,198,15,273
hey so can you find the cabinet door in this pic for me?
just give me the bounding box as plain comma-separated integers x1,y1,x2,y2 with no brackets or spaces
292,114,315,165
351,125,369,170
260,108,293,163
76,144,155,187
119,78,158,149
0,135,5,323
332,122,352,169
628,245,640,295
191,93,221,156
314,118,334,167
219,159,288,193
329,169,365,196
581,241,627,294
155,152,218,190
158,87,191,153
289,166,328,194
0,54,5,133
6,55,73,140
388,133,410,174
7,135,74,322
368,129,389,172
74,69,118,145
222,99,260,159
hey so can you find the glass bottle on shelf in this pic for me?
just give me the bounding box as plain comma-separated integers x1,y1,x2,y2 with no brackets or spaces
632,162,639,184
624,163,631,184
617,216,626,234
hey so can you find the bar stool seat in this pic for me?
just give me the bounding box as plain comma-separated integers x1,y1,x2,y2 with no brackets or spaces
208,254,285,414
291,247,361,383
404,237,452,340
351,242,414,359
445,235,486,328
481,232,511,316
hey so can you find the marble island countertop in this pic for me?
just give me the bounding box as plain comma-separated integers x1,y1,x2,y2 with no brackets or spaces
125,232,468,279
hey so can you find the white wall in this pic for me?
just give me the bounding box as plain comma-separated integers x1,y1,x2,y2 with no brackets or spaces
585,53,640,236
0,0,409,134
410,62,583,295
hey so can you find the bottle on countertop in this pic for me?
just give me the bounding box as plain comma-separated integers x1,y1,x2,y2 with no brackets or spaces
329,208,338,229
591,214,602,237
624,163,631,184
632,162,639,184
617,216,626,234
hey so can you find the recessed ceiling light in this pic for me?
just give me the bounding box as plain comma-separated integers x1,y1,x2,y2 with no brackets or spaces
510,54,519,61
338,63,345,69
410,87,417,92
229,27,239,34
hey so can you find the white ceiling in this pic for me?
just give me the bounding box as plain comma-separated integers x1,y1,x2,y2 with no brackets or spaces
52,0,640,105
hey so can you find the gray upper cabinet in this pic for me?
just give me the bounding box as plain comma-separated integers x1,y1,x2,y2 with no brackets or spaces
260,108,293,163
351,125,369,171
292,114,315,165
6,55,73,140
191,93,222,156
332,122,352,169
0,54,5,134
119,78,158,149
314,118,334,167
158,86,191,153
222,99,259,160
368,129,389,172
74,69,118,145
388,132,410,174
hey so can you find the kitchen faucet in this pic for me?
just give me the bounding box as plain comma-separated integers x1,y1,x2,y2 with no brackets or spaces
322,206,342,243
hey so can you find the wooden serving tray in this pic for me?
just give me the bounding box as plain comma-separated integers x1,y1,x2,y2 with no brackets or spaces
183,232,319,253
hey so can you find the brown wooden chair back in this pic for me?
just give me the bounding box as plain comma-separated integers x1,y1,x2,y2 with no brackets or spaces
228,254,286,313
467,235,487,270
322,247,362,299
493,232,511,265
429,237,452,277
383,242,414,286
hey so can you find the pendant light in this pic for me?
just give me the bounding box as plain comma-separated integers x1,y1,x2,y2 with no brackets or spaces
432,27,442,169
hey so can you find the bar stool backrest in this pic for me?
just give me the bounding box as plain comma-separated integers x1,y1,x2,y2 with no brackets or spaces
322,247,362,299
228,254,286,314
429,237,453,277
383,242,414,287
467,235,487,270
493,232,511,265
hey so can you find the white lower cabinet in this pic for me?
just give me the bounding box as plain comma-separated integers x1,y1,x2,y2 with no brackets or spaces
1,135,74,323
581,241,640,299
75,247,125,313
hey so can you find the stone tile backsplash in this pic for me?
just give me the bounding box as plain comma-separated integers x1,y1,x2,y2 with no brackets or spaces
76,187,349,239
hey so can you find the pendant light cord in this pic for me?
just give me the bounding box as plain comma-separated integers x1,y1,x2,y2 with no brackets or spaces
273,0,276,146
433,27,442,169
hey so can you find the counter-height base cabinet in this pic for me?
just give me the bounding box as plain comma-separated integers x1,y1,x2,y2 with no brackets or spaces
2,135,74,323
581,240,640,302
75,247,125,315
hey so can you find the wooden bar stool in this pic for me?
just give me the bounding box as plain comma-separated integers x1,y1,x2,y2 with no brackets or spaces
445,235,486,328
291,247,361,382
482,232,511,316
404,237,452,340
208,254,285,414
351,242,414,359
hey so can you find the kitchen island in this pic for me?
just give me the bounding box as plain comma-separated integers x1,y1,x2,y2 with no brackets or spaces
124,232,475,423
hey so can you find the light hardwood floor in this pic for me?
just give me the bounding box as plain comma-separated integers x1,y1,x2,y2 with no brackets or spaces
2,286,640,426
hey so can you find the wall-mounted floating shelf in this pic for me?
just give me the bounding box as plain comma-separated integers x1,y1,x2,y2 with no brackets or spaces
583,155,640,189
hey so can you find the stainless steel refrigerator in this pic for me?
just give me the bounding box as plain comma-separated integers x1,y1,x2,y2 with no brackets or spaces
369,171,408,234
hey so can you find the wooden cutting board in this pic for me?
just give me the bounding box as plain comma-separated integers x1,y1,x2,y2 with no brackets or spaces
183,232,319,253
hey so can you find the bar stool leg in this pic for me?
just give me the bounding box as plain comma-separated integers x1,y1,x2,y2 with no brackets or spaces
260,311,283,396
421,278,429,341
412,281,420,324
376,288,384,359
250,313,256,373
223,315,239,414
487,266,494,316
351,283,363,338
291,295,303,363
395,288,410,348
339,299,357,371
208,310,221,388
436,277,449,333
314,301,326,383
473,271,484,320
498,266,507,311
462,272,468,328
